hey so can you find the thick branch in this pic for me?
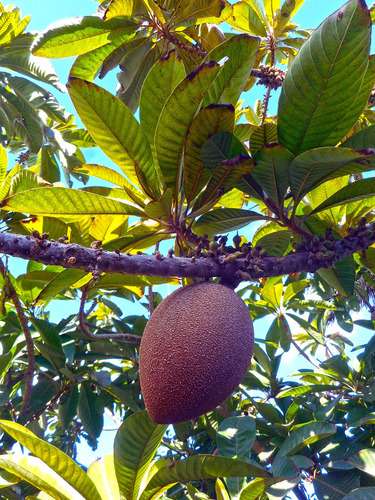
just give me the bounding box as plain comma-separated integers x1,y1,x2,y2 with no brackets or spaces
0,224,375,282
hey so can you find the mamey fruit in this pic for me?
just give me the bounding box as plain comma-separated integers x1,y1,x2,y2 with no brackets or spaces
139,281,254,424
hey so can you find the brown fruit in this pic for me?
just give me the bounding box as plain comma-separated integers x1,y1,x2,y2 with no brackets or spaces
139,281,254,424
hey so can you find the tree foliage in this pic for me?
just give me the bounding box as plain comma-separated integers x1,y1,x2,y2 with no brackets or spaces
0,0,375,499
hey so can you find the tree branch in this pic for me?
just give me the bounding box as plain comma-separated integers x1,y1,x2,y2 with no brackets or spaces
0,259,35,418
0,223,375,282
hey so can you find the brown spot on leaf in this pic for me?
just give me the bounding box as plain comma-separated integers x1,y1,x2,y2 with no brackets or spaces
186,61,218,80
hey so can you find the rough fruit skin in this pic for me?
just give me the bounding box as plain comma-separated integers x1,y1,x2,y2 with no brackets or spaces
139,282,254,424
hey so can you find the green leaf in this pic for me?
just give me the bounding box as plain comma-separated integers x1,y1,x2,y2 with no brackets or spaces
278,0,371,155
283,280,310,305
87,455,120,500
317,256,355,297
215,478,230,500
0,420,101,500
73,163,136,190
70,35,134,81
192,154,253,211
0,144,7,186
256,230,291,257
78,382,104,439
173,0,224,26
155,60,223,197
140,49,186,163
59,385,79,431
276,421,336,458
33,269,86,304
250,123,278,155
252,144,294,207
227,2,267,36
346,448,375,477
0,455,82,500
217,416,256,459
194,208,267,236
1,186,145,217
289,147,375,204
341,124,375,150
0,34,64,90
114,410,167,500
200,131,248,171
342,488,375,500
67,78,159,198
203,34,260,107
139,455,271,500
184,104,235,203
32,16,138,58
313,471,360,500
261,279,283,310
277,384,338,399
240,478,279,500
116,40,161,113
309,178,375,215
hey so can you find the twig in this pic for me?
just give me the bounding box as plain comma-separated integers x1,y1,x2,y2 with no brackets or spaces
279,314,320,369
355,285,375,312
83,321,141,343
0,259,35,418
79,291,141,343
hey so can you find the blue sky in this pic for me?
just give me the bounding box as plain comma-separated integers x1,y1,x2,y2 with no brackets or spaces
8,0,375,465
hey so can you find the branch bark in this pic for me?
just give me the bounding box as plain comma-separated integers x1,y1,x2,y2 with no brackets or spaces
0,259,35,418
0,223,374,282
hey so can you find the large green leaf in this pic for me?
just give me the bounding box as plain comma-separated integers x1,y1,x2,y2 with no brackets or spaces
289,147,375,203
278,0,371,155
1,186,145,217
116,40,161,113
256,230,291,257
87,455,120,500
240,478,280,500
0,33,63,90
155,60,222,198
250,123,278,155
59,386,79,431
341,124,375,149
69,34,135,81
78,382,104,439
276,421,336,458
140,49,186,164
200,131,248,171
227,2,267,36
173,0,224,26
114,410,167,500
184,104,235,203
203,34,260,106
192,154,253,211
194,208,267,236
252,144,294,207
67,78,159,198
0,420,101,500
0,144,7,186
346,448,375,477
0,85,43,153
309,177,375,215
313,471,360,500
217,416,256,459
32,16,138,58
317,256,356,297
139,455,271,500
0,455,82,500
342,488,375,500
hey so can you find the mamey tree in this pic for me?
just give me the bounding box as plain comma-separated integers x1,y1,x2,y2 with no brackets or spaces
0,0,375,499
